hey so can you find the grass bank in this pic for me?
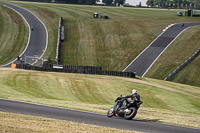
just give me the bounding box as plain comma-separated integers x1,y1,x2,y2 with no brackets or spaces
0,4,28,65
0,68,199,129
170,54,200,86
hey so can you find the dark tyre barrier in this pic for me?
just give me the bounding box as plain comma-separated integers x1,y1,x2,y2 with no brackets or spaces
16,64,135,78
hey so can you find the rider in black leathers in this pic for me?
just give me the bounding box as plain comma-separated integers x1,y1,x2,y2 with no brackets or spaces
123,90,140,101
114,89,140,115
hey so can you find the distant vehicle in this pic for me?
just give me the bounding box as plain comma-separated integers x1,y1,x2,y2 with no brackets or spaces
107,95,143,120
177,11,183,16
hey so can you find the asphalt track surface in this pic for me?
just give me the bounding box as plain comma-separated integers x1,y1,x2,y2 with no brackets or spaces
1,99,200,133
0,2,47,67
123,22,200,77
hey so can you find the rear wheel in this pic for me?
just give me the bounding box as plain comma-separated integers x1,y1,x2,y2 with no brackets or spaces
124,107,137,120
107,107,114,117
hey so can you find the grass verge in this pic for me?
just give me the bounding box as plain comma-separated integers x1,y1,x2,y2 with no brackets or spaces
0,112,140,133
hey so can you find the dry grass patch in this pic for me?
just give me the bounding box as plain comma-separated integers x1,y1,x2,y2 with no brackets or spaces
0,112,141,133
136,107,200,129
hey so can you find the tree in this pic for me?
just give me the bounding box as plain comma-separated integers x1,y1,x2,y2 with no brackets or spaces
102,0,113,5
139,2,142,7
78,0,98,4
153,0,159,6
115,0,126,6
146,0,154,6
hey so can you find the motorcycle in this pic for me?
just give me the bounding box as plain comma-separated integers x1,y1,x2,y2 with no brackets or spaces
107,95,143,120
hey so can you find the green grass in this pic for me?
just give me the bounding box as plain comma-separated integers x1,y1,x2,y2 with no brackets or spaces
170,54,200,86
0,68,199,129
0,4,28,65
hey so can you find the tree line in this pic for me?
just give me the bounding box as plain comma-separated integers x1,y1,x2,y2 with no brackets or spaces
60,0,126,5
19,0,126,6
146,0,200,8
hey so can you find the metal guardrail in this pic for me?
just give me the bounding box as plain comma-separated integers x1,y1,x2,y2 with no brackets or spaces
55,17,65,65
164,47,200,81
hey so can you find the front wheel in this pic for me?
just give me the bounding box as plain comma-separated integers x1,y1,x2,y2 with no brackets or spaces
124,107,137,120
107,107,114,117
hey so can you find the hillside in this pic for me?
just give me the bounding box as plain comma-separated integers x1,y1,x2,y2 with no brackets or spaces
0,68,199,128
1,0,200,87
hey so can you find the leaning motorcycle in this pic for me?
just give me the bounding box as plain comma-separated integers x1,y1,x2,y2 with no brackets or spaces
107,96,143,120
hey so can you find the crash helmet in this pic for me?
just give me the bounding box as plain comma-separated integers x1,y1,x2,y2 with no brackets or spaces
132,89,138,94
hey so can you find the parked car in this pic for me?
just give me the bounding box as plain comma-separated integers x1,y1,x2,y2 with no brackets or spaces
177,11,183,16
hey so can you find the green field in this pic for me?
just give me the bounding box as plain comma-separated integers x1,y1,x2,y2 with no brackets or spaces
0,68,199,129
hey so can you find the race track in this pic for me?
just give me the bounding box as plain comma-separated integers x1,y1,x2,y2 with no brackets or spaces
0,2,47,67
123,22,200,77
0,99,199,133
0,2,200,133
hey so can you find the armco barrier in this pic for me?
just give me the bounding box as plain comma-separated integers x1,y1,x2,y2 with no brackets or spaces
61,26,65,41
16,64,135,78
55,17,63,65
164,48,200,81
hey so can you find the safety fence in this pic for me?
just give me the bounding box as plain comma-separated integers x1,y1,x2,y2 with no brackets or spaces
164,47,200,81
16,64,135,78
55,17,65,65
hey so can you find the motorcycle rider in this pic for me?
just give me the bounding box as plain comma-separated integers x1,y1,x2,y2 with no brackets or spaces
114,89,140,116
123,89,140,102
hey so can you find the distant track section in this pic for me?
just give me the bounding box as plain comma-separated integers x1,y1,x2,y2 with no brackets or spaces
123,22,200,77
0,2,48,67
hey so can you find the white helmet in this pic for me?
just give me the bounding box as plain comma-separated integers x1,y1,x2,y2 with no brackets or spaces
132,89,138,94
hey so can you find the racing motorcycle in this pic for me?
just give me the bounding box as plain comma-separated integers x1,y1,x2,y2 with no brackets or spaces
107,95,143,120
